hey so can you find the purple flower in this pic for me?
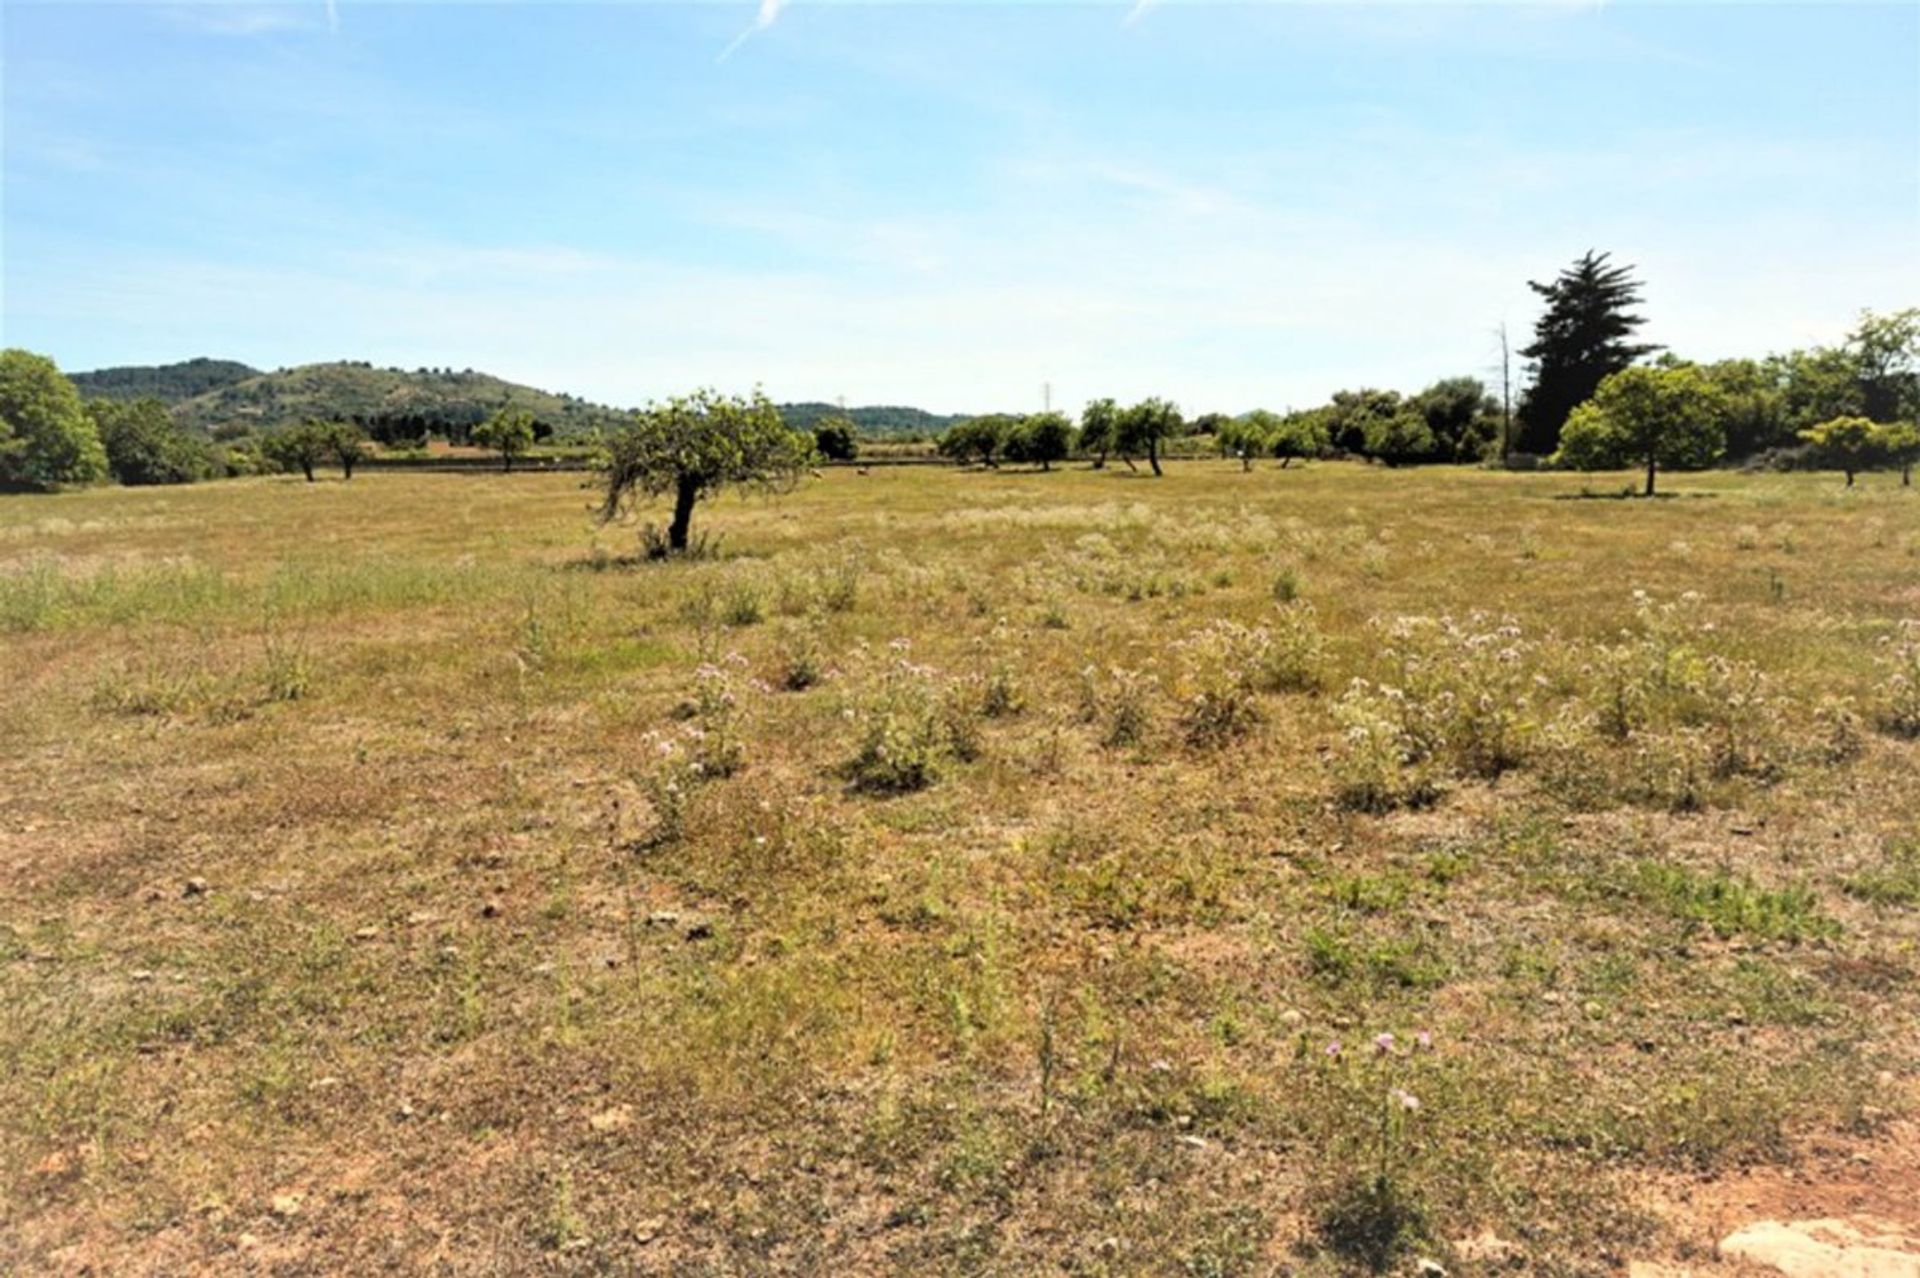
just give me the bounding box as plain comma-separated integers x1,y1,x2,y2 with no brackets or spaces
1415,1030,1433,1052
1372,1032,1395,1056
1324,1040,1342,1058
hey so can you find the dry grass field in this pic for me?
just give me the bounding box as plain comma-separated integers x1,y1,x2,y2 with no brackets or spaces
2,462,1917,1275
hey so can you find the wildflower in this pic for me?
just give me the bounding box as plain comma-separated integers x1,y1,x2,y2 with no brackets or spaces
1324,1040,1342,1058
1415,1030,1433,1052
1373,1032,1395,1055
1390,1087,1420,1112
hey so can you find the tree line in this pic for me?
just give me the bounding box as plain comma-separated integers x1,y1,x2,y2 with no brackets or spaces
917,253,1917,495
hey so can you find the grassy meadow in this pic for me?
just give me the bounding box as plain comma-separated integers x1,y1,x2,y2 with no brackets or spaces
2,462,1917,1275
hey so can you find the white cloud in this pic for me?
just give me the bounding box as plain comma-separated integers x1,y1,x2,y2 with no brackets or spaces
718,0,788,63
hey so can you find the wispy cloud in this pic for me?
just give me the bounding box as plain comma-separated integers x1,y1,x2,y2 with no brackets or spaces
160,6,317,37
718,0,787,63
1122,0,1160,28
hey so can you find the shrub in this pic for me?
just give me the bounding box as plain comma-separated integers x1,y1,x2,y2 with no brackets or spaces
1875,621,1920,738
843,649,952,793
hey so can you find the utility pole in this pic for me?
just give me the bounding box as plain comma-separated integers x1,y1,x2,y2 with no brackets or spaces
1496,322,1513,465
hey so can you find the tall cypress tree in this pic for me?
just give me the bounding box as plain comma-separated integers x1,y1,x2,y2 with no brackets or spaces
1516,251,1660,455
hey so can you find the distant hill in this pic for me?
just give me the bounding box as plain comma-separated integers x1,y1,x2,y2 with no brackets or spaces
777,402,973,439
161,361,630,441
71,357,261,403
69,358,981,442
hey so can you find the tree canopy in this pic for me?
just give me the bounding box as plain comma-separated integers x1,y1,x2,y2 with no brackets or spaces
89,396,216,485
1115,397,1183,476
599,388,812,553
473,406,537,471
1517,251,1660,455
1553,364,1725,495
0,349,108,489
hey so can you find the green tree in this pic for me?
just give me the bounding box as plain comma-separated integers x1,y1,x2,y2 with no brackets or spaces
1798,416,1883,487
1875,421,1920,487
599,388,811,554
473,407,536,472
323,420,368,479
88,396,216,485
937,416,1012,468
1770,345,1864,434
1270,410,1329,468
1115,397,1182,476
1078,397,1120,469
1516,251,1660,455
1846,307,1920,423
1411,377,1499,462
264,421,333,482
1363,407,1438,467
1015,411,1073,471
1217,413,1273,470
1700,358,1792,458
812,415,858,462
0,349,108,488
1553,364,1725,496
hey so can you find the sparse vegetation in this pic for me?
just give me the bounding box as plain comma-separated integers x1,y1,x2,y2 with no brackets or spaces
0,461,1915,1276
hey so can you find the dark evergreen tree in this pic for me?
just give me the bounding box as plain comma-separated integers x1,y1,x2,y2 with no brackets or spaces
1515,251,1660,455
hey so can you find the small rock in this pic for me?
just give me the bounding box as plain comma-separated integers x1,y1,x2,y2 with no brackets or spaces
405,911,439,926
646,911,680,928
1176,1135,1207,1150
1098,1236,1121,1256
1582,1000,1604,1019
183,877,210,898
310,1076,342,1091
1279,1009,1305,1029
269,1191,304,1218
396,1101,416,1120
130,969,155,983
237,1232,261,1251
353,926,380,942
1720,1217,1920,1278
633,1218,665,1245
1417,1259,1447,1278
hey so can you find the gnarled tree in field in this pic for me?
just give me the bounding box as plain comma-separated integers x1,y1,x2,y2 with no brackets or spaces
599,388,811,554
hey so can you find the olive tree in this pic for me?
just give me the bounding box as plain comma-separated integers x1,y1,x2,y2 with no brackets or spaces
473,407,536,472
1015,411,1073,471
0,349,107,488
1116,397,1182,476
1079,397,1120,469
599,388,811,554
327,421,369,479
265,421,332,482
1554,364,1726,496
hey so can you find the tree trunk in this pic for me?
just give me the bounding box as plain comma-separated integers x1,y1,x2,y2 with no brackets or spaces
1844,469,1855,488
1122,454,1137,472
301,462,315,483
1904,461,1912,487
1091,449,1107,470
341,457,355,480
1148,438,1162,477
503,451,513,474
668,475,700,552
1644,452,1656,497
1280,457,1293,469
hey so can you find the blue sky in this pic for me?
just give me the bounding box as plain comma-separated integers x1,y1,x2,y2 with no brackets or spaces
4,2,1917,414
